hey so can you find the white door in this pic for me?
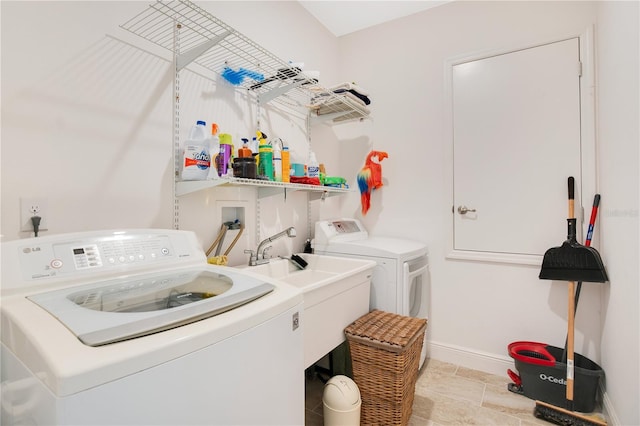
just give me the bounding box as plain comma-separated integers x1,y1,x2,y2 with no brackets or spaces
451,38,583,259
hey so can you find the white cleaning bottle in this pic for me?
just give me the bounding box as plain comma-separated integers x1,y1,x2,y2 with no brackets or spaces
273,143,282,182
307,151,319,179
181,120,210,181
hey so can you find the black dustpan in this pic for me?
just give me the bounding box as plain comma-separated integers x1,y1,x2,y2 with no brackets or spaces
539,177,608,283
539,218,608,282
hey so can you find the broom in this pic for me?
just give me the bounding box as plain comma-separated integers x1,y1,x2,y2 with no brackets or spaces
535,177,608,426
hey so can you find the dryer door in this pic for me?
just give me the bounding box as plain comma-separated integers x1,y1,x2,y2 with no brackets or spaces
402,256,429,319
402,256,430,369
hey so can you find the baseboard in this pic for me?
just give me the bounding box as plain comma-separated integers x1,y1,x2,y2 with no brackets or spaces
425,340,513,377
601,384,619,426
426,340,619,425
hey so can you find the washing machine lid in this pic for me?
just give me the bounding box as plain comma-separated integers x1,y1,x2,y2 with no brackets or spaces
316,236,427,259
28,267,274,346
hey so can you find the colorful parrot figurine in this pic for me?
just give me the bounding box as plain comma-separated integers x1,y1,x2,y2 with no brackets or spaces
357,150,389,215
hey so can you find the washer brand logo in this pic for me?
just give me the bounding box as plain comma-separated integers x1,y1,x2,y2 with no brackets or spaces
539,373,566,385
22,247,42,254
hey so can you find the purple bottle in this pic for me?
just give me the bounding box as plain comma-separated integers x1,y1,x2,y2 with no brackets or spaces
216,133,233,176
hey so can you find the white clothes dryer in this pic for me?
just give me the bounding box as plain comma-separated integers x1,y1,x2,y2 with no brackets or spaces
1,229,304,426
313,219,430,368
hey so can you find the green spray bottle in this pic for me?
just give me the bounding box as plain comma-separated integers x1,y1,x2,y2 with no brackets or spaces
256,131,273,180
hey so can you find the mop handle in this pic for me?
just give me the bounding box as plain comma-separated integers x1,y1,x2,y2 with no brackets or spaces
571,193,602,322
568,176,575,219
585,194,601,247
566,177,576,409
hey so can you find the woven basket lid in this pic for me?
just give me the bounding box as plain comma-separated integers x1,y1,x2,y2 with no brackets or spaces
344,310,427,353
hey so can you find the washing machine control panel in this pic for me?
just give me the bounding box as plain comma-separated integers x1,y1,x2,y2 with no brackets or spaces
4,230,201,286
66,237,174,270
314,219,368,247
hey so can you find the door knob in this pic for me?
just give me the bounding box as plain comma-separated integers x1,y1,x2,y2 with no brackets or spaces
457,205,476,215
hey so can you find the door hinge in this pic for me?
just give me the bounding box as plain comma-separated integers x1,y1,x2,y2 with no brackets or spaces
577,61,583,77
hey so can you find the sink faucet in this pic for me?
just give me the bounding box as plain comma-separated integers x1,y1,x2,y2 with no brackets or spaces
245,226,296,266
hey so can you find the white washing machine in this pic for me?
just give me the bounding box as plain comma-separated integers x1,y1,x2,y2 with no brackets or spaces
1,229,304,426
313,219,430,368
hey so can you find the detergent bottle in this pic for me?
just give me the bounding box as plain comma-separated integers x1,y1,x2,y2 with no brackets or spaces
307,151,320,179
281,145,291,183
238,139,252,157
181,120,210,181
216,133,233,177
208,123,220,179
257,132,273,180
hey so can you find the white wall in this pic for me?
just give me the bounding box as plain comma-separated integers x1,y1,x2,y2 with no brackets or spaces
1,1,175,237
336,0,602,363
596,2,639,425
335,1,637,424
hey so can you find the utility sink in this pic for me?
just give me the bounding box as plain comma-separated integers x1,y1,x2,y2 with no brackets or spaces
239,253,375,368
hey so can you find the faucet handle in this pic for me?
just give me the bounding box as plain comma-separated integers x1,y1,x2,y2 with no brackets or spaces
244,249,257,266
261,245,273,258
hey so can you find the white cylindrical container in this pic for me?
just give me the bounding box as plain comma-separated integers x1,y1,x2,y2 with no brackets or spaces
181,120,210,181
323,375,361,426
273,145,282,182
307,151,319,179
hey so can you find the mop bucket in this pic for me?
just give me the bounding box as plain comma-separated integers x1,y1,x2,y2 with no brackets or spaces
507,341,604,413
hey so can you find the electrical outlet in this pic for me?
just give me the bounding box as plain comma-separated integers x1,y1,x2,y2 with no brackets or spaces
20,198,48,232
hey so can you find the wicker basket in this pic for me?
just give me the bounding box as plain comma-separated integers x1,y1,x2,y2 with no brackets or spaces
344,310,427,426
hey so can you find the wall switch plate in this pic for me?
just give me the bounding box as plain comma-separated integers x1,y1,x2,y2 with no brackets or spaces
21,198,48,232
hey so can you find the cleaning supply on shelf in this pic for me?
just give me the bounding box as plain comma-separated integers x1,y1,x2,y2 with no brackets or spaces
250,136,259,154
238,139,252,158
323,176,348,188
289,176,320,185
319,163,326,185
221,66,264,86
291,163,305,177
281,144,291,183
181,120,211,181
233,157,257,179
273,142,282,182
307,151,320,179
208,123,220,180
257,131,273,180
233,139,257,179
216,133,233,177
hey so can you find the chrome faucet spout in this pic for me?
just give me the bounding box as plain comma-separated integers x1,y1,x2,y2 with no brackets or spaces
249,227,296,266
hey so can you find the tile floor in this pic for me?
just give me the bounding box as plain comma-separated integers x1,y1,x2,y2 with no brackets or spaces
305,358,605,425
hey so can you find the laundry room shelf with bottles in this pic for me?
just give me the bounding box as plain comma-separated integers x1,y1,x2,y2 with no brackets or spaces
120,0,365,201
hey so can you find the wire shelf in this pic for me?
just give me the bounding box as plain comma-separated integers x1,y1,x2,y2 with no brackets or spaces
176,177,351,198
121,0,369,123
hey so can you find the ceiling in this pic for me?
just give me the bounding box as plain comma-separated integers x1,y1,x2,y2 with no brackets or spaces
298,1,451,37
